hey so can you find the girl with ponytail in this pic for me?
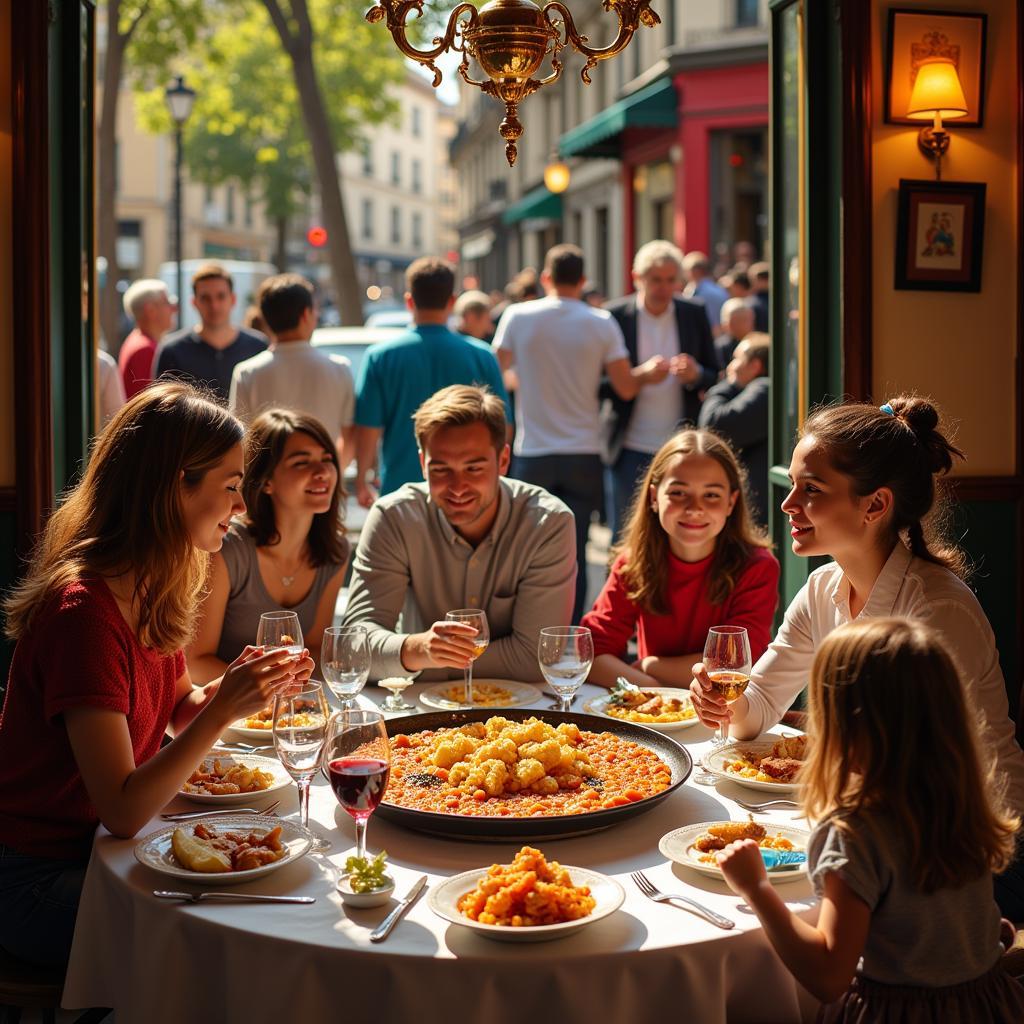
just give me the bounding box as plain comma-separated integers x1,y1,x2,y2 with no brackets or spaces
689,395,1024,918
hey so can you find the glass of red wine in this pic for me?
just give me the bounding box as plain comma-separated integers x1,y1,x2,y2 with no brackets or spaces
324,710,391,861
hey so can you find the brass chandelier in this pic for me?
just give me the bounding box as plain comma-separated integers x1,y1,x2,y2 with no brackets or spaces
365,0,660,165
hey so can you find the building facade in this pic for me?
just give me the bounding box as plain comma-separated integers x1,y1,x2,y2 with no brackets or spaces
451,0,769,297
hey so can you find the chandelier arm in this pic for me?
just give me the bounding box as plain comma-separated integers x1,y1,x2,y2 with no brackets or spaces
544,0,659,82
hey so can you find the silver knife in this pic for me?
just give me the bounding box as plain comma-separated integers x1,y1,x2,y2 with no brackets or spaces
368,875,427,942
153,890,315,904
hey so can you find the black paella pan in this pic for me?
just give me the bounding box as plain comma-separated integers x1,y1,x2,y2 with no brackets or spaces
374,707,693,841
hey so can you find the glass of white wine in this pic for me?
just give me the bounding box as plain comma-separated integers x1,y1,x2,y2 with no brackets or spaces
321,625,371,709
704,625,752,747
444,608,489,707
538,626,593,713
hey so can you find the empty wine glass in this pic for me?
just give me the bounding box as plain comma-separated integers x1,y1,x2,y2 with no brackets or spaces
272,680,330,850
322,625,370,709
444,608,489,707
538,626,593,713
324,710,391,861
695,625,752,785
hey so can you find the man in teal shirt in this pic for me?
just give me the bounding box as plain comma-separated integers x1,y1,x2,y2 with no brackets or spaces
354,258,511,505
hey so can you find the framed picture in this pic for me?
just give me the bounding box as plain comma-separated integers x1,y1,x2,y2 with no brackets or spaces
885,9,987,126
895,179,985,292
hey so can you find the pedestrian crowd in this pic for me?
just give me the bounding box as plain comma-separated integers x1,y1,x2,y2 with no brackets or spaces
8,239,1024,1022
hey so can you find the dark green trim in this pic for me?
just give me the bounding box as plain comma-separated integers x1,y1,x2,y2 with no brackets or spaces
501,186,562,226
557,77,677,159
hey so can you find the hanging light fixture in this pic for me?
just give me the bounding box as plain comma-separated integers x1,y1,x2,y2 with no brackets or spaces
366,0,660,166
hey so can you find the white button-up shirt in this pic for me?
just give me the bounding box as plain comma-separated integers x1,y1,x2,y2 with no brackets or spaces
741,543,1024,816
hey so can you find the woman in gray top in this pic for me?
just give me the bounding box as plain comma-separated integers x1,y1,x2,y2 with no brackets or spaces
188,409,349,682
716,618,1024,1023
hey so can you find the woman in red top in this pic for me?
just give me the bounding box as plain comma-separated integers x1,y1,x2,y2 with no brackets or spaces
0,382,313,967
583,428,779,688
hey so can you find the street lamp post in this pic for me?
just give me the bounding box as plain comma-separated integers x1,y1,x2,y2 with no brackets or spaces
165,76,196,329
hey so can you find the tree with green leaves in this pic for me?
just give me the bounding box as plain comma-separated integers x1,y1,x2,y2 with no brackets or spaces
134,0,402,319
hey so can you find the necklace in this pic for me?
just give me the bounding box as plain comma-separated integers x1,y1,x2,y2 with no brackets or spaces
261,547,307,590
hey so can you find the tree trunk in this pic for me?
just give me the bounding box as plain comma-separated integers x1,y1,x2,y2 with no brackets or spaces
97,0,126,352
274,213,288,272
263,0,363,325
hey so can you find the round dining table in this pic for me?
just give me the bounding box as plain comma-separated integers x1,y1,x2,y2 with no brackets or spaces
61,681,819,1024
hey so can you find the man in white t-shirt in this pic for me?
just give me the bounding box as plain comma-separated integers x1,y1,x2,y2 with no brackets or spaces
603,240,719,538
229,273,355,464
493,243,668,621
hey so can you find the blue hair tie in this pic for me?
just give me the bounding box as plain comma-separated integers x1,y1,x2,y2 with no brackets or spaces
879,403,895,417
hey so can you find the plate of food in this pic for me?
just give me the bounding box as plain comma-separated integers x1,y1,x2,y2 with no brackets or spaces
134,815,313,885
701,733,808,793
417,679,540,711
226,700,332,741
376,708,691,840
659,818,811,884
178,753,292,805
428,845,624,942
583,680,698,731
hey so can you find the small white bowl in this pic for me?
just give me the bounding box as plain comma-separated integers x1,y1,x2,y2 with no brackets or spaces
337,874,395,908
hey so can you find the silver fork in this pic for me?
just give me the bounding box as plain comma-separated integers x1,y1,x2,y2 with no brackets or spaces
631,870,735,930
735,798,802,812
161,799,280,822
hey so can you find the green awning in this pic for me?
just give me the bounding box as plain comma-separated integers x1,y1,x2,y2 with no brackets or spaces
502,186,562,225
558,77,677,159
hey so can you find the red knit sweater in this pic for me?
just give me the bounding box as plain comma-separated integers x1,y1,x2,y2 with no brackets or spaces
0,577,183,859
581,546,780,662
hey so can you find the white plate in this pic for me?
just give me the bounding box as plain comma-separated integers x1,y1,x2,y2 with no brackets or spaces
178,753,292,805
701,734,804,793
227,694,377,740
659,821,811,884
134,815,313,885
583,688,699,732
428,865,624,942
417,679,541,711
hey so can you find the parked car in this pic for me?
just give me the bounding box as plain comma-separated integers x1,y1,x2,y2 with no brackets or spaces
364,307,412,329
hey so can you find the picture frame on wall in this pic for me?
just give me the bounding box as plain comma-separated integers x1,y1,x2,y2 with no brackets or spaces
885,8,987,126
895,179,985,292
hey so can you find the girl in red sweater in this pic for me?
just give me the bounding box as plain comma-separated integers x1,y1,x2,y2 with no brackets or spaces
583,428,779,688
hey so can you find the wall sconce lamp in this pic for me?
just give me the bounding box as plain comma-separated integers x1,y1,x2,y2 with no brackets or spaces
905,58,968,180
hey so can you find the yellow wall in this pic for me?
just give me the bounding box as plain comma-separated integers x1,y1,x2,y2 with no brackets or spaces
0,0,14,488
871,0,1019,476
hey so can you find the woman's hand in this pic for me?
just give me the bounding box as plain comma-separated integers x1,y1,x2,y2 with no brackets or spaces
689,662,731,728
716,839,769,899
210,645,303,722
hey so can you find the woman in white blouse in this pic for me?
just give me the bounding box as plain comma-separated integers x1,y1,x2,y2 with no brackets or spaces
690,395,1024,918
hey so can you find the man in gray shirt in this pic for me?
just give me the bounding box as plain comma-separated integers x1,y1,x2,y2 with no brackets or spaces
343,385,575,682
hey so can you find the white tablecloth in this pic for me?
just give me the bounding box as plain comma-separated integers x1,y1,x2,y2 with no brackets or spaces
62,683,819,1024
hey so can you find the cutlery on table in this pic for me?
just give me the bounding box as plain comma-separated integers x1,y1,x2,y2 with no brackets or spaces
630,870,735,930
153,890,315,904
734,798,802,812
369,875,428,942
212,743,275,754
161,799,280,822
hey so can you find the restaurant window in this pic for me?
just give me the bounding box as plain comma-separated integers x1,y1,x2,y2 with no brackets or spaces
735,0,759,28
362,143,374,178
226,185,236,225
391,205,401,244
412,159,422,194
391,152,401,186
244,194,254,229
632,161,675,249
116,219,142,272
412,211,422,249
412,107,422,136
709,128,768,260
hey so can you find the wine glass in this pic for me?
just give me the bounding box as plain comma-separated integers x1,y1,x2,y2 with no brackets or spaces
272,680,330,850
538,626,593,713
322,625,370,709
324,710,391,861
444,608,489,707
695,625,752,784
258,610,304,662
378,676,416,713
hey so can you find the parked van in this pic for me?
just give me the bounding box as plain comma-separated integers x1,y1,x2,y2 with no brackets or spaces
159,259,276,331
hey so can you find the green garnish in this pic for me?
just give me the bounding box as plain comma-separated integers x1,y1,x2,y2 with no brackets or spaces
344,850,390,893
608,677,642,707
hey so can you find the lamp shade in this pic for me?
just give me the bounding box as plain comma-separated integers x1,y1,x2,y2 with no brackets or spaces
906,59,968,120
543,161,571,194
165,76,197,125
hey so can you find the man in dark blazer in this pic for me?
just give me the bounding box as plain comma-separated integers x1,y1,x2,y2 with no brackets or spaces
602,240,719,538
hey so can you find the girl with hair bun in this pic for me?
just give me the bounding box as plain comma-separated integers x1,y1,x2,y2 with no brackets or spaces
0,383,313,967
690,394,1024,917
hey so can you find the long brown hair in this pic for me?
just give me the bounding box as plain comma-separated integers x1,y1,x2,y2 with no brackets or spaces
802,395,967,577
803,618,1018,891
4,382,244,653
615,429,771,614
240,409,347,567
